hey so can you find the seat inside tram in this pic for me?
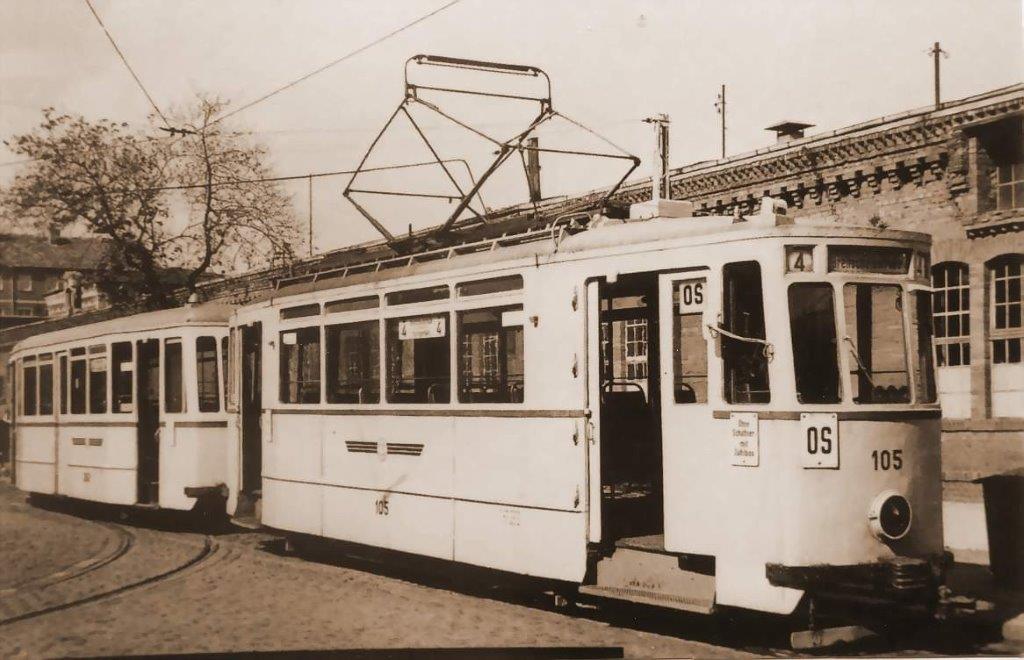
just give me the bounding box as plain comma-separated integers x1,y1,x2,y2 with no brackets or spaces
598,273,664,543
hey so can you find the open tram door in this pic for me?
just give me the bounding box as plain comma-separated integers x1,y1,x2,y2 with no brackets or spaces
233,321,262,525
580,270,715,614
586,273,664,545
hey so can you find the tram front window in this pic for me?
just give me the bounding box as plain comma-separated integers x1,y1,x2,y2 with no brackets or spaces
788,283,841,403
843,283,910,403
722,261,770,404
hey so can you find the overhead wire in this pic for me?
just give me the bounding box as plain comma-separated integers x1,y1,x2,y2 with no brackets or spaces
209,0,464,127
102,159,474,194
83,0,170,128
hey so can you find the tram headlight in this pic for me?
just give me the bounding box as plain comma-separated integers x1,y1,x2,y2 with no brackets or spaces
868,490,912,541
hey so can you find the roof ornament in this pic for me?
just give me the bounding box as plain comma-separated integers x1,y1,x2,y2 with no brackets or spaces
343,54,640,254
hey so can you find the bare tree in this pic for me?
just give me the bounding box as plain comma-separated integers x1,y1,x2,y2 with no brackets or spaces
2,100,300,308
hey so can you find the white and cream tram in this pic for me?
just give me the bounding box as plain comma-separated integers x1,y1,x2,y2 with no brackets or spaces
8,303,234,511
225,197,945,621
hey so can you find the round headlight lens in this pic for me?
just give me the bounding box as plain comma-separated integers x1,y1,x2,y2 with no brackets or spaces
869,491,912,541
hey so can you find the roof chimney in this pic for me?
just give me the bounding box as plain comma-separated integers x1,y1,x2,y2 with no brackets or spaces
766,120,814,144
47,222,62,244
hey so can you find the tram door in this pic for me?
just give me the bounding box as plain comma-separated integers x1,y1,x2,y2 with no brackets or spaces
136,339,160,504
594,273,664,543
239,322,262,498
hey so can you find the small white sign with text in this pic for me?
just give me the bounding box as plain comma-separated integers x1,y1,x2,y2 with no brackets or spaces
729,412,759,467
801,413,839,469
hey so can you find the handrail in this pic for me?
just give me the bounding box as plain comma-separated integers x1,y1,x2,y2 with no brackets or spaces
707,324,775,361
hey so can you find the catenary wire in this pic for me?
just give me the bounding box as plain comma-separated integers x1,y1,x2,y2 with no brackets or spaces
209,0,464,127
83,0,170,127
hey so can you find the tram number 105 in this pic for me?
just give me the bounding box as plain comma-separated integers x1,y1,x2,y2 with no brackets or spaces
801,413,839,469
871,449,903,471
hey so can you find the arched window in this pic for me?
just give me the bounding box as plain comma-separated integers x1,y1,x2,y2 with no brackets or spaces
932,262,970,367
990,254,1024,364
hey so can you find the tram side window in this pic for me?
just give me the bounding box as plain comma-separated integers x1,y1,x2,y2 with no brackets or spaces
196,336,220,412
843,284,910,403
22,361,37,416
387,314,450,404
112,342,133,413
326,321,379,404
280,327,321,404
38,360,53,415
70,358,86,414
89,354,107,414
59,355,68,415
722,262,770,403
165,339,185,413
672,281,708,404
788,283,841,403
457,306,525,403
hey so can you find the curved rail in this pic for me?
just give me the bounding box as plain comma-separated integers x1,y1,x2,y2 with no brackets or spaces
0,521,133,597
0,530,218,627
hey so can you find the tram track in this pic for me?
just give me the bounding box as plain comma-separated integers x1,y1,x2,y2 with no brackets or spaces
0,524,220,627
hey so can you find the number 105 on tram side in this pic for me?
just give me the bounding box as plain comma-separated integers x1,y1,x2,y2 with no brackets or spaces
224,197,959,631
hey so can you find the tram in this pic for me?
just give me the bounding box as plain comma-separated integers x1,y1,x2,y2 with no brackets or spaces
225,196,947,622
8,303,234,511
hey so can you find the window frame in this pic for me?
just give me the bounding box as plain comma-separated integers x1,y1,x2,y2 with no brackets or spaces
279,325,322,404
931,262,971,367
721,261,771,404
164,338,185,413
196,335,221,413
385,312,452,405
456,304,525,404
990,254,1024,364
324,318,381,405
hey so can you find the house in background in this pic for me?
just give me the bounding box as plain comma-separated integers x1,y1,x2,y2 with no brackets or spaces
0,229,111,330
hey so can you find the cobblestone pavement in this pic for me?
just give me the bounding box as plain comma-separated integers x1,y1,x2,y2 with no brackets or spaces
0,489,113,590
0,484,1010,659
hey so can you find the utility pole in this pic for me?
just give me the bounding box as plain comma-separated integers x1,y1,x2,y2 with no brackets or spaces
930,42,948,109
715,84,726,159
643,114,670,203
307,175,313,257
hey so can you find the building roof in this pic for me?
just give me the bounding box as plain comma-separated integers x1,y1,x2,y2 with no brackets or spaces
0,233,111,271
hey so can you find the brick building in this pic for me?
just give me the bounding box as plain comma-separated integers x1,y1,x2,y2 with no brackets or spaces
2,83,1021,558
0,231,109,330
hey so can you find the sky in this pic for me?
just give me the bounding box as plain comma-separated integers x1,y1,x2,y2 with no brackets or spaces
1,0,1022,255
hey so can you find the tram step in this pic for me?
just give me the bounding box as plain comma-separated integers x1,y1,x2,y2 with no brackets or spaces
231,491,262,529
582,546,715,614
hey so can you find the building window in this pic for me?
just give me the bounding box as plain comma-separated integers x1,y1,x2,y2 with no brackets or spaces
280,326,321,404
991,255,1023,364
624,318,648,381
457,306,524,403
932,262,970,367
17,273,32,292
997,163,1024,211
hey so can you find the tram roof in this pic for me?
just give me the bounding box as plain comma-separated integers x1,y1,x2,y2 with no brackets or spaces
11,303,234,356
268,213,930,304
